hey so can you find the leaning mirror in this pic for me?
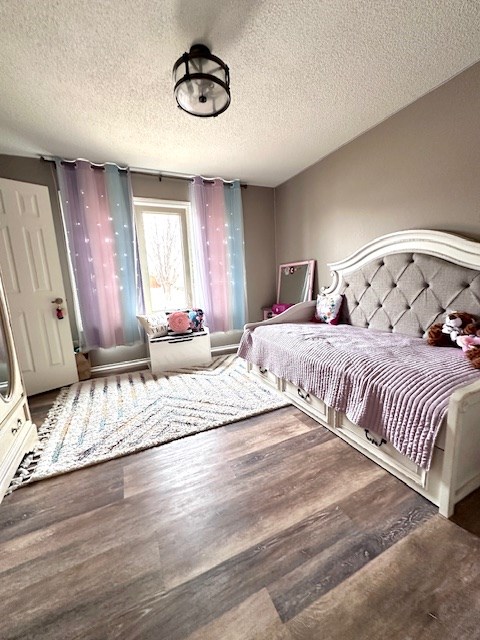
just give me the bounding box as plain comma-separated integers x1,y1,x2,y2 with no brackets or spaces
277,260,315,304
0,306,11,399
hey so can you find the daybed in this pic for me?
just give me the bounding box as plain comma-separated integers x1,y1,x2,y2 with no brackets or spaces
238,230,480,517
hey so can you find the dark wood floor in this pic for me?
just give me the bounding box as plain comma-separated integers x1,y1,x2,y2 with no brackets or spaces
1,395,480,640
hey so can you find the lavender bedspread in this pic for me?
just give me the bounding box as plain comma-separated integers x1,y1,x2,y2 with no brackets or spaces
238,323,480,469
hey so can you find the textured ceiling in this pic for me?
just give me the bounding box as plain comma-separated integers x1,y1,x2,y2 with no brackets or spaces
1,1,480,187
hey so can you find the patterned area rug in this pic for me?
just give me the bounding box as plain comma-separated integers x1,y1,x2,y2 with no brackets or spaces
8,355,289,492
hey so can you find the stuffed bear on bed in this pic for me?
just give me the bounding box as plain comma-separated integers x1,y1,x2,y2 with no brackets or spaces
427,311,478,348
428,311,480,369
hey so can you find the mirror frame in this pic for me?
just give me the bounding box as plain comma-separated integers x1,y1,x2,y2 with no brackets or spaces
277,260,315,304
0,303,12,401
0,269,20,407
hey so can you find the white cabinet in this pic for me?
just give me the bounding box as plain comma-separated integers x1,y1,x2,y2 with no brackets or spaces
0,268,38,503
148,328,212,373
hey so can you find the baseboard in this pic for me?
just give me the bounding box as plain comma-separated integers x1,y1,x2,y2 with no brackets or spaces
211,344,239,355
91,358,150,377
90,345,240,377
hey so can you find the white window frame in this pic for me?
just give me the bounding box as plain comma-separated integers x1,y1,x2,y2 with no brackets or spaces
133,198,193,313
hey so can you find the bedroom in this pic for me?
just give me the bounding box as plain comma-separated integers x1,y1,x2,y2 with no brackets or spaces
1,1,480,639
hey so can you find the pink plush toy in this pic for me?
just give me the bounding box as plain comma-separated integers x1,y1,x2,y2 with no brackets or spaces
168,311,190,333
457,334,480,352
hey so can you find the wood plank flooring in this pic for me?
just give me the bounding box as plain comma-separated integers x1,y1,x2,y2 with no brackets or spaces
0,393,479,640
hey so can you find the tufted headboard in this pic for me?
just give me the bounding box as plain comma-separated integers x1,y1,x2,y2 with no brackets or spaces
324,230,480,338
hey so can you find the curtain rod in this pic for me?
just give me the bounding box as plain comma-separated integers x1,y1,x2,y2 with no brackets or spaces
40,156,247,188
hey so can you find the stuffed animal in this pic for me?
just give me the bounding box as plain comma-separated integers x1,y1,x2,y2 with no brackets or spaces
457,320,480,369
188,308,204,332
427,311,478,347
457,333,480,351
466,347,480,369
463,320,480,338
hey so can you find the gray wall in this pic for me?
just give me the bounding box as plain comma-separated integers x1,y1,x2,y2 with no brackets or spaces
275,62,480,289
0,157,276,363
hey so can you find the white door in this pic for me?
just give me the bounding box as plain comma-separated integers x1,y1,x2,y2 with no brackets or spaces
0,178,78,395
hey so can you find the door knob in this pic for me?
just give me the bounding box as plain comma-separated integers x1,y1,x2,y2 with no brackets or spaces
52,298,65,319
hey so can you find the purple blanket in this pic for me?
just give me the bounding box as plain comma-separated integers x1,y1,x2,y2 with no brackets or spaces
238,323,480,469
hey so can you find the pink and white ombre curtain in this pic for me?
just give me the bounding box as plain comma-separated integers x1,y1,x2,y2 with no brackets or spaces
56,160,143,350
189,177,247,332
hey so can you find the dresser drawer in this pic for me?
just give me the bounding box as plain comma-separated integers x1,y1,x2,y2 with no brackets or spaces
249,364,280,389
434,420,446,451
283,381,329,423
0,400,31,469
334,412,425,486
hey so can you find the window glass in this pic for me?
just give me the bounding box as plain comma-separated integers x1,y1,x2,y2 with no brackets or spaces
134,201,192,312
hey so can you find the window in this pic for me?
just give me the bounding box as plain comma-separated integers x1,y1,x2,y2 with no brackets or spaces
134,199,193,312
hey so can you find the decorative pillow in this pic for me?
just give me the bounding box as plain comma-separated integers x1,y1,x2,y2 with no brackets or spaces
136,313,168,338
168,311,191,333
313,293,343,324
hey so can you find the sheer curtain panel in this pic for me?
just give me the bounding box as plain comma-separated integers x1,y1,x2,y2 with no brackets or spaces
56,160,142,350
189,177,247,332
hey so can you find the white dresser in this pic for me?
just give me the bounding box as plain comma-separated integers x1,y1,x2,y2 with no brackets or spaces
0,269,38,503
148,328,212,373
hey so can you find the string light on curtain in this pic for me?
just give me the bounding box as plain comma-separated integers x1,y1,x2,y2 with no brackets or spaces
173,44,231,117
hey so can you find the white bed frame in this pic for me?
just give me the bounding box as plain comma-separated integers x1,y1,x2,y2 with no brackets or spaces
244,230,480,517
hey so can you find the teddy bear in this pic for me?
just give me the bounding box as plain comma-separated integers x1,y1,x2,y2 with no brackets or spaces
463,320,480,338
427,311,478,347
467,347,480,369
457,320,480,369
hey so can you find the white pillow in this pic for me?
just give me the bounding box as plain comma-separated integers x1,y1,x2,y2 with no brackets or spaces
136,313,168,338
314,293,343,324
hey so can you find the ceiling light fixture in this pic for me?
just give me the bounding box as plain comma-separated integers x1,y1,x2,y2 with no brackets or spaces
173,44,231,118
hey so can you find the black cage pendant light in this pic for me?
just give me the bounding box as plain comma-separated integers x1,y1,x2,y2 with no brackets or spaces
173,44,231,117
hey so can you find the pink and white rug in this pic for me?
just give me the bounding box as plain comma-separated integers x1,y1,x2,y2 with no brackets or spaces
8,355,289,491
